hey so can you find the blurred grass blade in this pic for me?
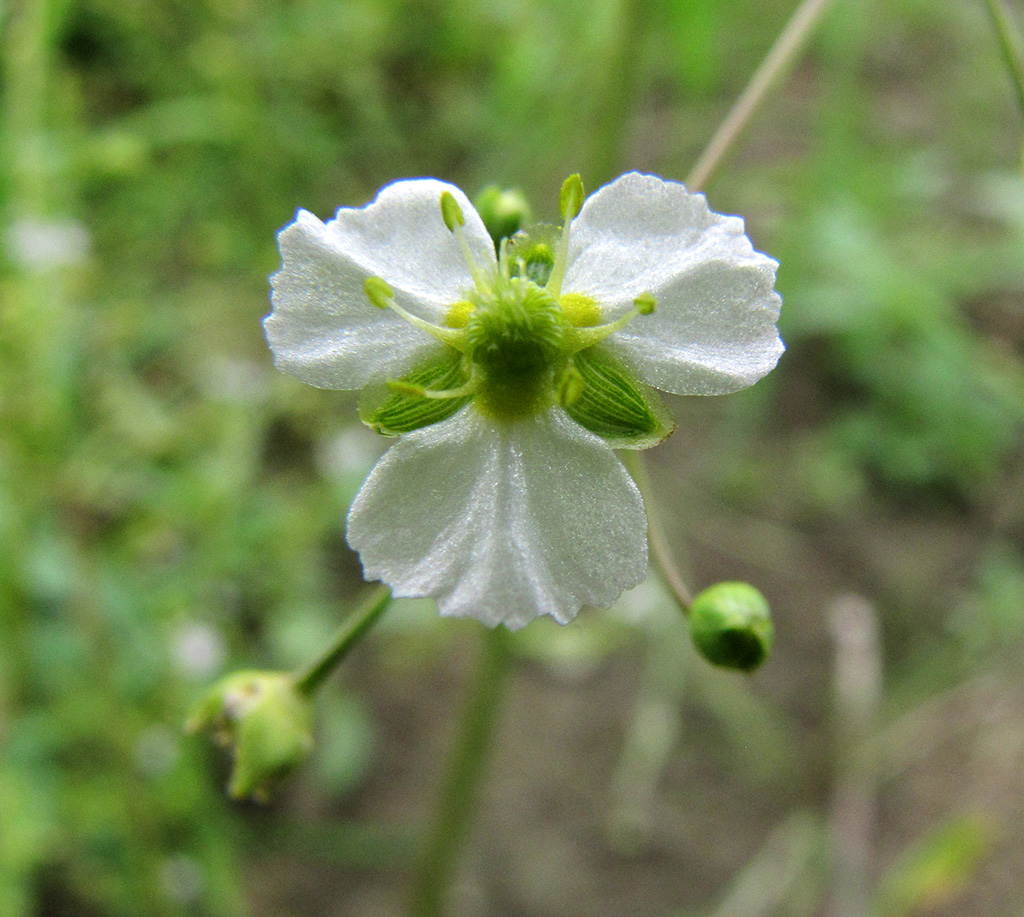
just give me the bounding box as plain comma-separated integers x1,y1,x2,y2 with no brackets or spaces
984,0,1024,120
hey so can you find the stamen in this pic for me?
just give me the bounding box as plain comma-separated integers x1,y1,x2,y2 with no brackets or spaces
363,276,468,351
545,174,584,298
386,373,482,400
564,292,657,353
439,192,490,294
498,236,513,282
440,191,465,231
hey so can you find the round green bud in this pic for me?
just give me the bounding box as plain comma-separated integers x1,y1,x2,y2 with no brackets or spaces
474,185,532,246
187,671,315,802
688,582,773,672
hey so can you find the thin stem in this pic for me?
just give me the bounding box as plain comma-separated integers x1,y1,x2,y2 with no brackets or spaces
621,451,693,611
628,0,834,612
294,585,392,696
409,626,512,917
984,0,1024,120
827,595,881,917
686,0,835,192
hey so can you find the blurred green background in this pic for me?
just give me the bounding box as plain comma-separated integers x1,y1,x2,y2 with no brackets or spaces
2,0,1024,914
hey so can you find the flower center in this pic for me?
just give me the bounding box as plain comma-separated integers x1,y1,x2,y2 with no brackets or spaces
466,282,564,377
361,178,657,424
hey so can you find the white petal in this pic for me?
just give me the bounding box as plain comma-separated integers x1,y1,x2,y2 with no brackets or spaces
266,211,439,389
564,172,783,395
326,178,495,309
346,407,648,629
265,179,495,390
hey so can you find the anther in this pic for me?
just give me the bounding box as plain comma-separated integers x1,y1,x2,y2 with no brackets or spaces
546,174,585,298
364,276,395,309
438,191,489,294
440,191,465,231
558,366,585,407
387,374,481,400
363,274,468,351
633,292,657,315
559,174,584,221
564,294,657,354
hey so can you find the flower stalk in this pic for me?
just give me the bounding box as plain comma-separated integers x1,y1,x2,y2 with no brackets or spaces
409,626,512,917
294,585,392,696
621,450,694,612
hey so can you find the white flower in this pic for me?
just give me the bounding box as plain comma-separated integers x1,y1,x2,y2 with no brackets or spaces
265,172,782,629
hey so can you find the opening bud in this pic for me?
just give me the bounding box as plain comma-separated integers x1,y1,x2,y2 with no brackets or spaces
187,671,314,802
440,191,466,232
688,582,773,672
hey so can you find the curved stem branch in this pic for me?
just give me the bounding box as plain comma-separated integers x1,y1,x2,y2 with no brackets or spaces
622,451,693,612
686,0,835,192
294,584,392,696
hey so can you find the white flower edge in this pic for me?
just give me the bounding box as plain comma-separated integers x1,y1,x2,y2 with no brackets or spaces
265,178,495,391
564,172,784,396
346,406,649,629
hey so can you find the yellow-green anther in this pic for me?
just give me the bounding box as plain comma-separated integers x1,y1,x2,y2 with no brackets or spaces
364,276,394,309
440,191,465,231
363,276,469,350
547,175,584,297
559,366,584,407
634,292,657,316
688,582,773,673
559,174,584,221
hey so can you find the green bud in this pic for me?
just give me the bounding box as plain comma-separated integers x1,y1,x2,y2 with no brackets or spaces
187,671,314,802
688,582,773,672
474,185,532,247
440,191,465,232
364,276,394,310
559,174,585,221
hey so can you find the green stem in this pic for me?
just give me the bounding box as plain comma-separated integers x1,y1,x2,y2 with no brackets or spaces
621,451,693,612
686,0,835,192
984,0,1024,120
294,585,392,696
409,626,512,917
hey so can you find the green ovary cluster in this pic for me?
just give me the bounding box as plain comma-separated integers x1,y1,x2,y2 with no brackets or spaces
462,280,569,420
